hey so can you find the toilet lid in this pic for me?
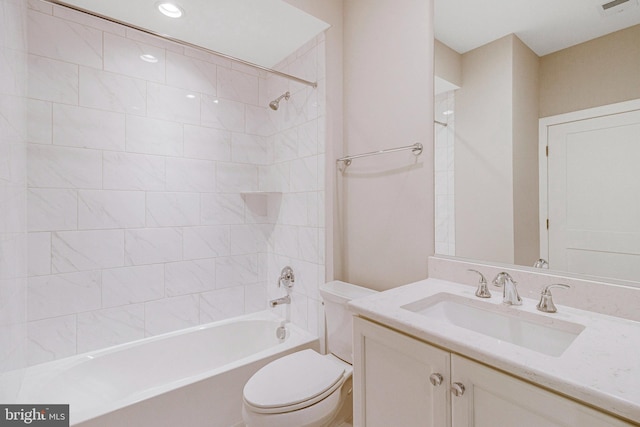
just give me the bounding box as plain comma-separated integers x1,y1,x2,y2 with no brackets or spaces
243,349,346,411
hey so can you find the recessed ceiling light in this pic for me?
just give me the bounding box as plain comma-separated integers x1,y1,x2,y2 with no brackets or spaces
140,54,158,63
157,2,184,18
186,94,196,99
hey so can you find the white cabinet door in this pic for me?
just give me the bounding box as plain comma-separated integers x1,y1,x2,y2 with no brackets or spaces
353,317,450,427
451,355,634,427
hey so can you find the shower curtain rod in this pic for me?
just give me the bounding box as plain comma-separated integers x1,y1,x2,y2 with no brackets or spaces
42,0,319,88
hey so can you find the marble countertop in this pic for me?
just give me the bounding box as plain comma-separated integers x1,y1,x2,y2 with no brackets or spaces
348,278,640,424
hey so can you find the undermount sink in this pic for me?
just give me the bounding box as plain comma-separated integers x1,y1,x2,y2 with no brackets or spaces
401,293,585,357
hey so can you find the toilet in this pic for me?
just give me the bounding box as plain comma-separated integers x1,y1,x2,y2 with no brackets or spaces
242,280,377,427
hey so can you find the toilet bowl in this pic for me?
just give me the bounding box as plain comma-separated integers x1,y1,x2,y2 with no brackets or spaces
241,281,376,427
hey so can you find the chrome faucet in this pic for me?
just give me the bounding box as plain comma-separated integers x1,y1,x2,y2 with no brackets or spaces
269,295,291,307
492,272,522,306
270,266,295,308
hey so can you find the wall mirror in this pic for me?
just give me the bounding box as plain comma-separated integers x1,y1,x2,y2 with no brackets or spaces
46,0,329,70
434,0,640,286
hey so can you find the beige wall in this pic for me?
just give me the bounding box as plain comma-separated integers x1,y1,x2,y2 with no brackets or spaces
435,39,462,87
540,24,640,117
455,35,515,264
341,0,434,290
512,37,540,266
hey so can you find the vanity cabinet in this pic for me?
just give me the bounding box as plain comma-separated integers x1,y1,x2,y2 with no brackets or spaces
353,317,634,427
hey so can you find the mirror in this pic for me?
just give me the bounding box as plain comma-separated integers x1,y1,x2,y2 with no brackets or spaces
48,0,329,69
434,0,640,286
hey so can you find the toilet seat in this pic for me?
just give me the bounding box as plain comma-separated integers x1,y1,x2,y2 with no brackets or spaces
243,349,347,414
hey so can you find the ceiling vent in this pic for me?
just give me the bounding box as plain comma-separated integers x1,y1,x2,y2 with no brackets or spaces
597,0,639,16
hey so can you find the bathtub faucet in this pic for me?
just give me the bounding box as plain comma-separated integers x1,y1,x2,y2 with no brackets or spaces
269,295,291,307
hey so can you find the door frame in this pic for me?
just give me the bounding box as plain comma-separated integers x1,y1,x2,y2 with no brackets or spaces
538,98,640,261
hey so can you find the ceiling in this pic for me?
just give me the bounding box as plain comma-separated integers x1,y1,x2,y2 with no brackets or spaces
54,0,330,68
435,0,640,56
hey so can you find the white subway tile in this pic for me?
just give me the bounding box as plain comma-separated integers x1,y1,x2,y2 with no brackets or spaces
27,188,77,231
279,193,308,226
183,226,230,259
244,283,268,313
52,6,126,36
166,51,217,96
102,264,164,307
103,151,165,191
165,259,216,296
28,232,50,277
126,115,183,156
27,315,76,365
274,128,298,162
27,144,102,189
183,46,231,67
28,10,102,68
144,295,199,336
53,104,125,151
298,227,320,263
28,0,52,14
0,233,27,281
147,82,201,125
298,119,319,157
146,192,200,227
270,225,299,258
200,287,244,323
217,67,259,105
216,163,258,193
27,99,51,144
124,228,182,266
79,67,146,114
27,55,78,104
201,96,245,132
201,193,245,225
231,133,272,165
125,27,183,54
27,270,101,321
0,49,26,98
230,224,268,255
52,230,124,273
104,33,165,83
77,305,145,353
78,190,146,230
245,105,278,137
165,158,216,193
290,155,319,192
183,125,231,161
216,254,259,288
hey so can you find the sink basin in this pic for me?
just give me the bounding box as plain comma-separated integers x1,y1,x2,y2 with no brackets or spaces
401,293,585,357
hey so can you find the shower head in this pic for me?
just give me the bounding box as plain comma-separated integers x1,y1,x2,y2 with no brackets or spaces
269,91,290,111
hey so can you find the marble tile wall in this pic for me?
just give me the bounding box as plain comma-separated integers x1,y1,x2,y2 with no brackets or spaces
25,2,326,365
0,0,28,385
434,91,455,255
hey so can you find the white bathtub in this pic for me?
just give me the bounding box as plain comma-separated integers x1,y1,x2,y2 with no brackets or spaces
9,311,318,427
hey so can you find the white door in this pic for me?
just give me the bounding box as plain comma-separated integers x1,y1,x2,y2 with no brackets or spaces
546,108,640,281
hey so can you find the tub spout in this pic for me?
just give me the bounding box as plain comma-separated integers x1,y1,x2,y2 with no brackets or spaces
269,295,291,307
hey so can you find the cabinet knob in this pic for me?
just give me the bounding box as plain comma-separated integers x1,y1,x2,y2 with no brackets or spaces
451,382,466,397
429,373,443,387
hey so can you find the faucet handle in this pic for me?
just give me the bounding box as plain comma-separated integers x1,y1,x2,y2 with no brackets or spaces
467,269,491,298
536,284,570,313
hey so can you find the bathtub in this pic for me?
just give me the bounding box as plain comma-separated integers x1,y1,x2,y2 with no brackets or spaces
9,311,318,427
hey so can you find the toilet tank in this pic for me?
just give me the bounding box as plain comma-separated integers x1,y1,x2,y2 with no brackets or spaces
320,281,377,364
